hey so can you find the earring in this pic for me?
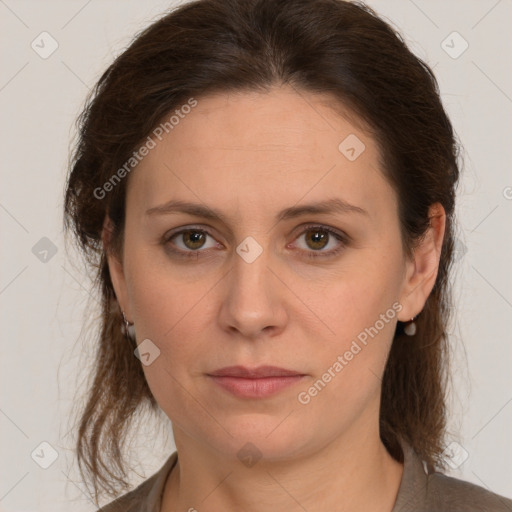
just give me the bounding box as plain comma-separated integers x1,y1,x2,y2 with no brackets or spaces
404,317,417,336
121,311,136,343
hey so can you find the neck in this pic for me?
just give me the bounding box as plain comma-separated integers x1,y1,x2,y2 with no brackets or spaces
161,423,403,512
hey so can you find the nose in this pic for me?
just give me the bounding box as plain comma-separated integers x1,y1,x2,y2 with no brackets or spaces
217,241,288,340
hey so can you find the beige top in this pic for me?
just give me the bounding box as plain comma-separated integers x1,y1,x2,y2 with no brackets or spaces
98,442,512,511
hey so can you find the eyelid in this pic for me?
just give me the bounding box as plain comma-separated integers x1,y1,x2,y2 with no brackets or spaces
291,223,348,242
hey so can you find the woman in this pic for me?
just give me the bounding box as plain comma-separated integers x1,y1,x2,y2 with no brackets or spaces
63,0,512,510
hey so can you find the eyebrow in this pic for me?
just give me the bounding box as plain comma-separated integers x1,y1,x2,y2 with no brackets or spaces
145,198,368,224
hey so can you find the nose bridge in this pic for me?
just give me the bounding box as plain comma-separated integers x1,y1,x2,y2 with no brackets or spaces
219,234,285,336
232,234,272,305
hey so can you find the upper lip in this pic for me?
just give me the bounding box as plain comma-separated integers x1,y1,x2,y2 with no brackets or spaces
208,365,304,378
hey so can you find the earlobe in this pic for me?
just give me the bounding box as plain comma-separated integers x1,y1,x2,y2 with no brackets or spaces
101,215,131,320
397,203,446,321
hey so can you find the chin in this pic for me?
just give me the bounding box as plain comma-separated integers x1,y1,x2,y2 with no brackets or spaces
203,412,316,462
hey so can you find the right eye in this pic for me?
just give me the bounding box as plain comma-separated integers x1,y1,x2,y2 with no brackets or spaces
164,227,221,258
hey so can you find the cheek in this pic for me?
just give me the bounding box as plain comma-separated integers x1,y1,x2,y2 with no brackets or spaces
127,239,197,319
305,250,403,405
126,261,211,421
124,247,215,372
317,288,397,383
320,256,403,340
296,279,400,428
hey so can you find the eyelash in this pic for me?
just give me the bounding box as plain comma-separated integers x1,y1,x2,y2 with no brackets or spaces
163,224,348,260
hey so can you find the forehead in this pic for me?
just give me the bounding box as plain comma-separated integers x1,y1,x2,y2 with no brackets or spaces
127,86,395,224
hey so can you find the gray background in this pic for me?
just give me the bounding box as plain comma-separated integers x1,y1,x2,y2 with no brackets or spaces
0,0,511,510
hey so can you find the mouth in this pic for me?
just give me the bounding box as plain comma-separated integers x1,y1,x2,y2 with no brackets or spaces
207,365,306,399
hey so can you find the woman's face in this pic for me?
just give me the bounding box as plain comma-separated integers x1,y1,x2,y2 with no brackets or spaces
107,86,440,461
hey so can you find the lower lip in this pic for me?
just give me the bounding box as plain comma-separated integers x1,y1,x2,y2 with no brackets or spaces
209,375,305,399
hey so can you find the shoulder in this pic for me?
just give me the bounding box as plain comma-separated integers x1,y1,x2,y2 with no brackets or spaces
395,440,512,512
96,452,178,512
425,471,512,511
97,481,153,512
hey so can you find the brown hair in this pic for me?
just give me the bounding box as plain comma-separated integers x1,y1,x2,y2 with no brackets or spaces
63,0,460,503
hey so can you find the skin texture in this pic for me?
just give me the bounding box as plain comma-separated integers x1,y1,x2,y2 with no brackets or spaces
104,85,446,511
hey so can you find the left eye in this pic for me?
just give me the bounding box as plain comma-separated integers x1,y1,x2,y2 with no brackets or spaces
292,226,346,256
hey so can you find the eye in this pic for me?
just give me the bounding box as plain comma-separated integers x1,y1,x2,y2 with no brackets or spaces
292,225,347,258
164,228,220,257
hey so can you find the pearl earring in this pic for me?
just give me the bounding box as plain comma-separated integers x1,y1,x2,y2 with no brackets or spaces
121,311,136,343
404,317,417,336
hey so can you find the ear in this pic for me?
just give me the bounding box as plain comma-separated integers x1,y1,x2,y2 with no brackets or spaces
102,215,133,321
397,203,446,321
